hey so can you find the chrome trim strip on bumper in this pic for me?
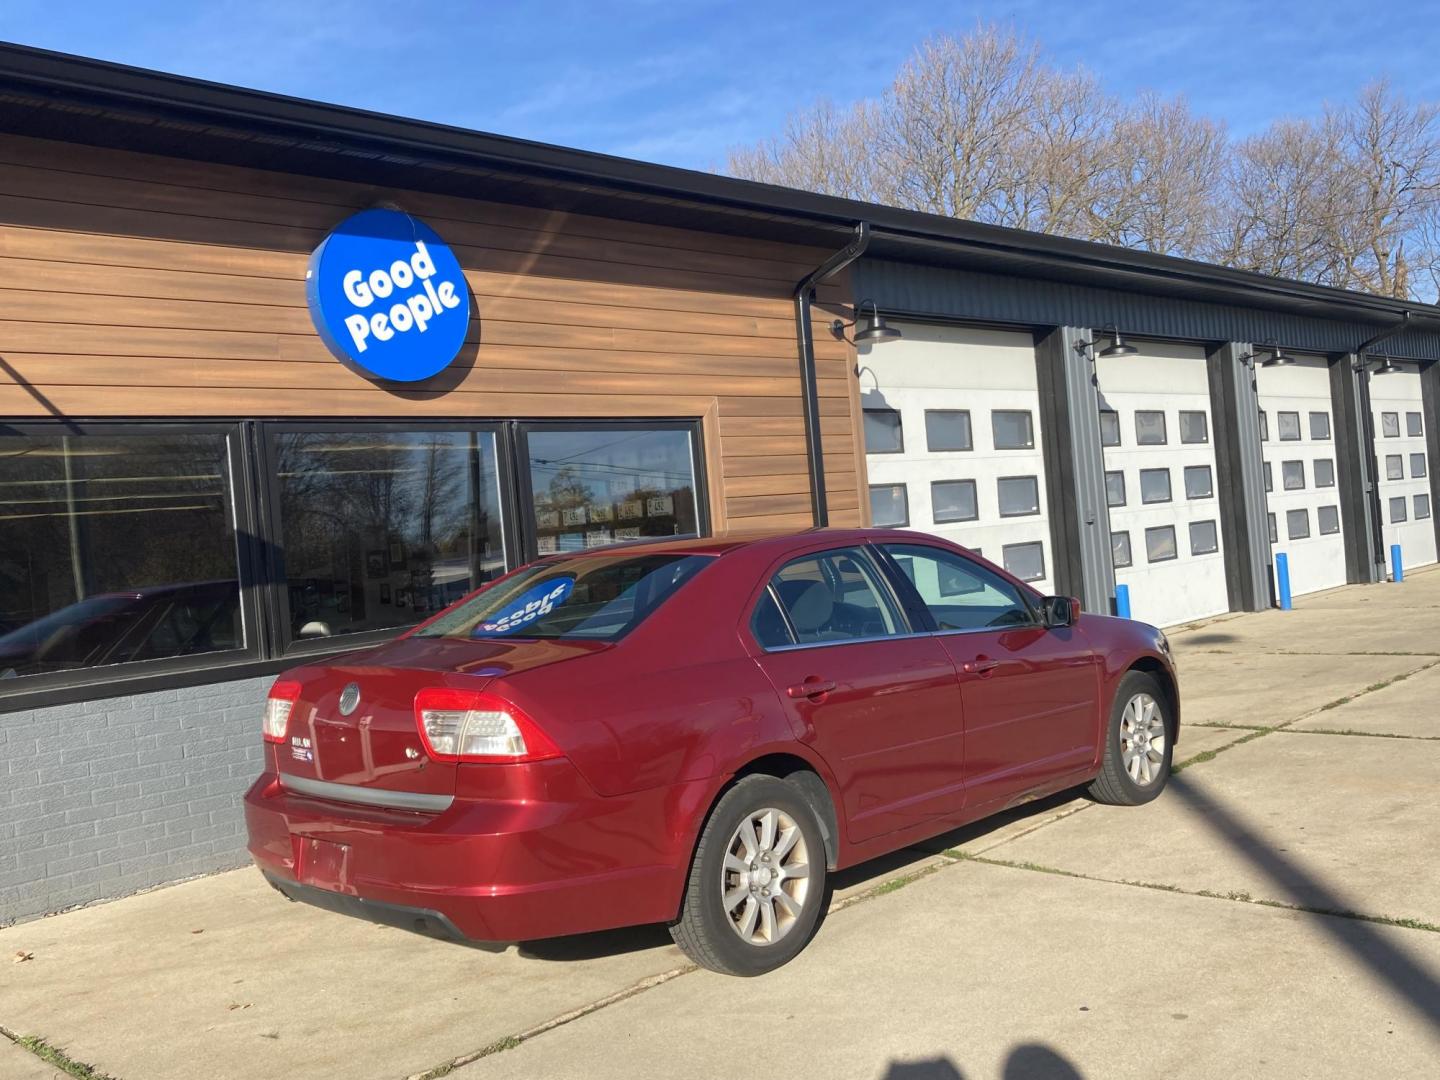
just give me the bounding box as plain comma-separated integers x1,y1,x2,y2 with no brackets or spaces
279,773,454,813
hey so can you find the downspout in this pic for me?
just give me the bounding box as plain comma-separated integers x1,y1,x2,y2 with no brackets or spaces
794,222,872,527
1352,311,1411,574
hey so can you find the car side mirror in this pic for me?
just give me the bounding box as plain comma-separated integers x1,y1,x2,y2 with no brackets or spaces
1041,596,1080,628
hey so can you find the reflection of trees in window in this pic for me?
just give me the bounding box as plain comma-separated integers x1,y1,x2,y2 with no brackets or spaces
273,432,501,635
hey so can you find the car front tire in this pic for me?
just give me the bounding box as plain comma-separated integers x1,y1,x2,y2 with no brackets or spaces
670,774,829,977
1088,670,1173,806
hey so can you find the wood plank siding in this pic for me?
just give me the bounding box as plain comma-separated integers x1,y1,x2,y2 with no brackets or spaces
0,134,867,531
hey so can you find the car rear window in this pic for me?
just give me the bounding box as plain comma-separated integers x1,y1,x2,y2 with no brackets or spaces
413,553,713,642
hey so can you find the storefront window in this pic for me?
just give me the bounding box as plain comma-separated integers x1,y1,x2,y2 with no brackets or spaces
525,427,698,555
271,429,505,642
0,431,243,679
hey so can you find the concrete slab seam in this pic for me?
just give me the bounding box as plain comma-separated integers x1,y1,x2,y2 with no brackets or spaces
948,851,1440,935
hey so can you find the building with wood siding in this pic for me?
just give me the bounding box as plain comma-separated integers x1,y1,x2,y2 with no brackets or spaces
2,44,1439,923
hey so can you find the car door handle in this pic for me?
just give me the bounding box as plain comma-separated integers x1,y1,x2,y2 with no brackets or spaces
787,677,837,699
962,657,1001,676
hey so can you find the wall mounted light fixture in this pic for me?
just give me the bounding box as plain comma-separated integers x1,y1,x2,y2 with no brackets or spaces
1074,325,1137,359
832,299,902,344
1353,354,1401,375
1242,342,1296,368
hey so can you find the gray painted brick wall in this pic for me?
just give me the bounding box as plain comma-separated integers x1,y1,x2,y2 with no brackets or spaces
1,675,272,924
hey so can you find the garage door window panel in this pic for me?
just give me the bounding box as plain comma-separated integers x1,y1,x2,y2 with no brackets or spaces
1277,412,1302,441
1179,411,1209,444
1309,412,1331,440
864,409,904,454
1184,465,1213,499
1385,455,1404,480
1264,461,1273,492
1259,410,1268,441
1314,459,1335,487
1405,412,1422,437
1410,453,1427,479
1144,526,1178,563
1099,411,1121,447
931,480,978,524
1135,411,1167,446
1318,506,1340,535
1381,412,1400,438
1111,531,1133,569
1282,460,1306,490
991,411,1035,450
1417,494,1432,519
1287,509,1310,539
924,410,973,452
1140,468,1172,504
1189,520,1219,556
1001,542,1047,583
881,544,1036,632
1389,497,1408,524
870,484,909,528
1105,470,1126,507
1268,513,1277,544
997,476,1041,518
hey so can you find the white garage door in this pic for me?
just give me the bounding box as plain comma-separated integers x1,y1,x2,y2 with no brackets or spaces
1370,364,1437,572
1096,341,1230,628
1257,355,1347,597
861,323,1054,594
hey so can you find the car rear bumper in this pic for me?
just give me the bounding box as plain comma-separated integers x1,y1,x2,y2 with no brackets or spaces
243,759,703,943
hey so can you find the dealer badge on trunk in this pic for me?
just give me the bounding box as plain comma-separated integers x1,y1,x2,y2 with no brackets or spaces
337,682,361,717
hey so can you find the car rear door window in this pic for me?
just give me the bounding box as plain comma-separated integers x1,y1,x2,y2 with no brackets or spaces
765,548,904,646
879,543,1035,632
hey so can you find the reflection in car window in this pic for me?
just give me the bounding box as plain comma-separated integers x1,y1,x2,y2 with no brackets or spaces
415,553,711,642
766,548,902,646
881,544,1034,632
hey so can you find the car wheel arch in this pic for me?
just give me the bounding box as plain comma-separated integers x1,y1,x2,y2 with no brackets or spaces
1123,656,1179,743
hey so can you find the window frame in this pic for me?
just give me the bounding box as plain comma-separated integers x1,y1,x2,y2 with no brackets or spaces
1143,525,1179,564
0,420,265,705
1417,493,1432,520
1314,458,1335,488
2,417,710,712
990,409,1036,450
1183,464,1214,500
1287,508,1311,540
1178,410,1209,445
930,478,979,525
1001,541,1048,584
1134,410,1168,446
1406,412,1424,438
1381,412,1400,438
1139,467,1173,504
262,418,523,662
1277,411,1302,441
1385,454,1405,481
863,408,905,454
1410,452,1428,479
869,483,910,528
1317,505,1341,535
1189,519,1220,556
1111,530,1133,569
1099,410,1122,447
1104,469,1127,508
923,409,973,453
995,474,1042,518
1309,411,1331,440
1281,459,1306,491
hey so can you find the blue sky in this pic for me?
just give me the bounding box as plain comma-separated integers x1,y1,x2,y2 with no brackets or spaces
6,1,1440,172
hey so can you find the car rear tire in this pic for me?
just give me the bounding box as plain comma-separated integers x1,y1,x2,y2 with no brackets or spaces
670,774,829,977
1088,671,1173,806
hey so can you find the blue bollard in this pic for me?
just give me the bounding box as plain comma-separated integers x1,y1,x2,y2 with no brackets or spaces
1276,553,1292,610
1115,583,1131,619
1391,544,1404,583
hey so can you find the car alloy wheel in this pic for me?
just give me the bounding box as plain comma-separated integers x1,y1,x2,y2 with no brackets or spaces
721,807,811,946
1119,691,1167,787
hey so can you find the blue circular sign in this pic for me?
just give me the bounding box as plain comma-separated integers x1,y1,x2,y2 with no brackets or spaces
306,209,471,382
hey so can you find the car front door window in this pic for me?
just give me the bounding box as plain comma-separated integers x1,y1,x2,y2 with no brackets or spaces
879,544,1034,631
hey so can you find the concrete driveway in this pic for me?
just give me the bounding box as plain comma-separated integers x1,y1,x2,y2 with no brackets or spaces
3,571,1439,1080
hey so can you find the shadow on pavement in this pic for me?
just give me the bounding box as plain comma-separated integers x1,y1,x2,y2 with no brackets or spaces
517,922,675,962
884,1043,1085,1079
1171,774,1440,1030
1171,631,1238,646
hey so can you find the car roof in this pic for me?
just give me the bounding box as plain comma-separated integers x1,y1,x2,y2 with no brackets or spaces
538,528,928,560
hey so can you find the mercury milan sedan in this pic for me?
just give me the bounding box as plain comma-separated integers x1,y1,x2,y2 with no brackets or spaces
245,529,1178,976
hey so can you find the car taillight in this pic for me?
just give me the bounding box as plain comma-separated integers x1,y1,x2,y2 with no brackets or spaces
263,680,301,743
413,687,561,763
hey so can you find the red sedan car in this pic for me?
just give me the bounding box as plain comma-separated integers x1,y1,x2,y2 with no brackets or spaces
245,529,1178,976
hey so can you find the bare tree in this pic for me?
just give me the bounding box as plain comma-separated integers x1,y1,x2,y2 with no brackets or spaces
725,25,1440,301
